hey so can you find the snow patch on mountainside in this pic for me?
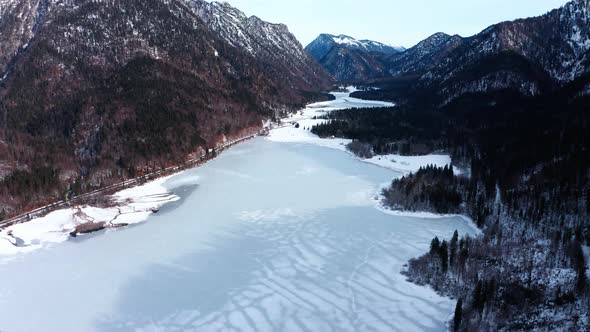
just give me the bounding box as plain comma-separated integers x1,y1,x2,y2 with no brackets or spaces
332,35,404,52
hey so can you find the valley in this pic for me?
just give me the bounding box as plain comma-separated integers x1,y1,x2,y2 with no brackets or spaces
0,0,589,331
0,91,477,332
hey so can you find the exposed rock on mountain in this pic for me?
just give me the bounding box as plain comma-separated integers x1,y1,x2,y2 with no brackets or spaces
188,1,332,90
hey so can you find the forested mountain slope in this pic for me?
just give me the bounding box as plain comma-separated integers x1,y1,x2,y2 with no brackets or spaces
0,0,333,217
425,0,590,101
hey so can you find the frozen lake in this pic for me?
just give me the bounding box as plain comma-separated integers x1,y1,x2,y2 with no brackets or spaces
0,139,476,332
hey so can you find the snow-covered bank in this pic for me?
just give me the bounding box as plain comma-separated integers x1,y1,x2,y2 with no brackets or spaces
0,176,179,256
268,87,460,176
268,87,393,146
0,132,255,257
375,200,482,235
365,153,459,175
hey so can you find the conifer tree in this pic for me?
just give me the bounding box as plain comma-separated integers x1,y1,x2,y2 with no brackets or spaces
571,241,586,292
430,237,441,255
453,298,463,331
450,230,459,267
440,240,449,273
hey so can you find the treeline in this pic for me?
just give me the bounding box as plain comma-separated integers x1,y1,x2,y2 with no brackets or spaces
311,107,444,155
0,166,62,216
345,140,374,159
382,165,466,214
1,167,59,193
312,84,590,226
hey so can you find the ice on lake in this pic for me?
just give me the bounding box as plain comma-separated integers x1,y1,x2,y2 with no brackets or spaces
0,140,476,332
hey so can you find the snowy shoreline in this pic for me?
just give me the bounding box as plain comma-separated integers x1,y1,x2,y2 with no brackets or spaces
0,133,257,257
374,200,482,235
0,133,481,332
0,175,180,256
0,88,481,331
265,87,480,331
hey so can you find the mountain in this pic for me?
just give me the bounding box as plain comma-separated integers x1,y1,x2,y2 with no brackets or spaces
0,0,332,216
339,0,590,103
305,34,404,81
381,32,465,77
305,33,404,62
424,0,590,101
312,32,464,82
317,45,388,81
188,1,332,90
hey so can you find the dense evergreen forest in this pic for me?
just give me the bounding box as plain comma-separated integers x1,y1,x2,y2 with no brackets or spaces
382,165,465,214
312,76,590,330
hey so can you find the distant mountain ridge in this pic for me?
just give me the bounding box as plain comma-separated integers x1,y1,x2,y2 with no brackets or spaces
305,33,404,62
316,32,465,81
305,33,405,81
425,0,590,101
382,32,465,77
309,0,590,100
317,45,388,81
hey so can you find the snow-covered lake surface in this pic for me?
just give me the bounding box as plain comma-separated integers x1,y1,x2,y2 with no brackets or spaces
0,140,477,332
0,89,478,332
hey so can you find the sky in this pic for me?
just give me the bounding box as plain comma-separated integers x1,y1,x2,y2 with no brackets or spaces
224,0,570,48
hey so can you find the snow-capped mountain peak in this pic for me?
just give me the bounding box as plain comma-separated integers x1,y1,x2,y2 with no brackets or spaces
332,34,364,47
305,33,404,61
331,34,404,52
